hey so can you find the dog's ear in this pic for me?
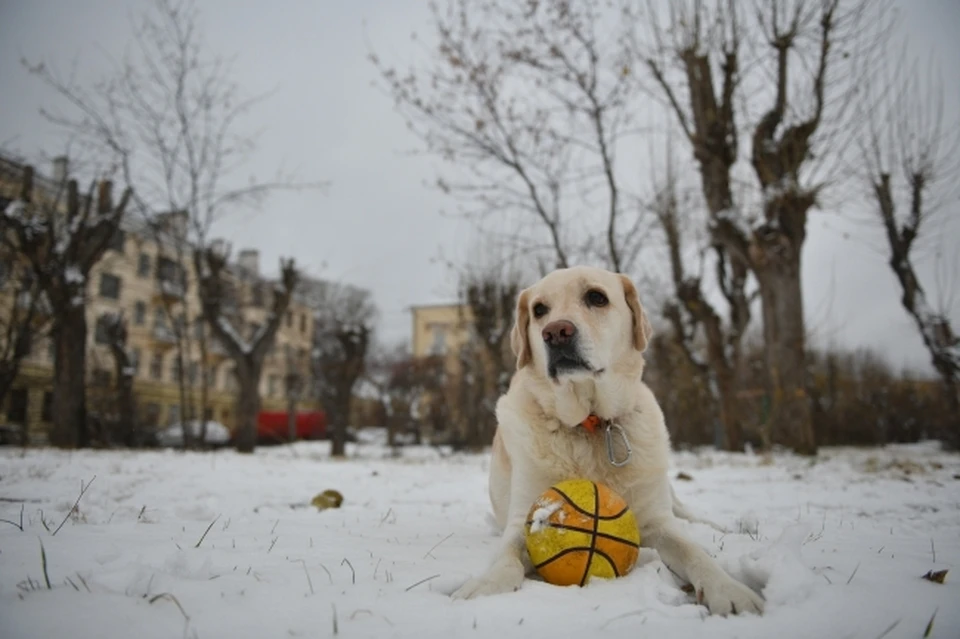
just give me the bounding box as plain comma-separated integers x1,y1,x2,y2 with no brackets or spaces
618,274,653,352
510,288,532,369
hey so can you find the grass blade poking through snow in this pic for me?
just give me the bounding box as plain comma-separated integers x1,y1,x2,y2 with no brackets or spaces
195,514,221,548
923,608,938,638
39,539,51,589
52,475,96,536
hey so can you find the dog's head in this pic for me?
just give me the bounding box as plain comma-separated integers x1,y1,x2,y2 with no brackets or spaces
510,266,653,380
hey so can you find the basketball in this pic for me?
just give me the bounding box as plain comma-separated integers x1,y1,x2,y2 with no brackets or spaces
524,479,640,586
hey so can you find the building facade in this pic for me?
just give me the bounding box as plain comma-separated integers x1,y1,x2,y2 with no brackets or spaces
1,154,317,444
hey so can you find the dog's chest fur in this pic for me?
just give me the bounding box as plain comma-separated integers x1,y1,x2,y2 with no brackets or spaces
525,416,669,504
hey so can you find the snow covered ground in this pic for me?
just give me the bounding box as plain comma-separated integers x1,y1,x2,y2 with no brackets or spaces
0,439,957,639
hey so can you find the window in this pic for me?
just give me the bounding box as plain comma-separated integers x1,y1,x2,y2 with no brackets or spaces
150,352,163,380
41,391,53,422
251,283,265,307
94,315,112,345
188,361,198,386
268,375,278,397
143,403,161,427
300,313,307,333
428,323,448,356
167,404,180,426
194,318,205,340
205,367,217,390
107,229,125,253
130,348,141,375
134,301,147,325
137,253,151,278
154,307,167,329
99,273,122,300
6,388,27,423
171,359,182,382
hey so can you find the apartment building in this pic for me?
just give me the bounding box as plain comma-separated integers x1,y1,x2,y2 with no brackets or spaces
0,154,317,443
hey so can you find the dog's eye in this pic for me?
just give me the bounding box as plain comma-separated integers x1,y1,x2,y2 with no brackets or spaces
532,302,549,318
585,289,608,307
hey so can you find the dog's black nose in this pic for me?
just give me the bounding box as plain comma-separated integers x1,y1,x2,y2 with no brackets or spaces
542,320,576,346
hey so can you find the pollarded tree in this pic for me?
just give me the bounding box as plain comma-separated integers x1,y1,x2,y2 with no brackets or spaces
636,0,887,454
309,282,376,457
2,166,130,448
194,245,298,453
858,46,960,447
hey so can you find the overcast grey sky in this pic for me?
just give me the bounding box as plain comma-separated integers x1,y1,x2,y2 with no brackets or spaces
1,1,958,373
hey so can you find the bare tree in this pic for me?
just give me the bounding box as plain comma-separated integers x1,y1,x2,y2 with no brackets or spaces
636,0,884,454
651,143,748,450
283,343,307,443
24,0,323,447
857,47,960,446
0,245,47,408
1,167,131,447
194,246,298,453
98,311,138,446
364,344,445,447
309,282,376,457
446,250,524,448
371,0,654,272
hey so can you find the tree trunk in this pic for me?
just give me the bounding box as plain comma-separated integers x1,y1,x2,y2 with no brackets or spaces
755,260,816,455
198,320,210,445
51,308,88,448
116,369,136,446
715,369,743,452
234,360,262,454
330,394,350,457
286,392,297,443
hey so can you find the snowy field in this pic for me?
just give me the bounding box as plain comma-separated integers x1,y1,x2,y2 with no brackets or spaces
1,439,958,639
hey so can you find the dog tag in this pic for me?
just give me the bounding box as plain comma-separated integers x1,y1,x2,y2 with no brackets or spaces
604,422,632,467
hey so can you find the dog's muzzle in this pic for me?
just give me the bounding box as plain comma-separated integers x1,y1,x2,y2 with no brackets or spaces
542,319,591,378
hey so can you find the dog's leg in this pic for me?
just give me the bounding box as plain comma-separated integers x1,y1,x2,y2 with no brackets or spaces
670,484,728,533
452,467,542,599
642,518,764,616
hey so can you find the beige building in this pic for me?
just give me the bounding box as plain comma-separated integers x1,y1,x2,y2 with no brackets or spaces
410,303,475,360
0,154,317,443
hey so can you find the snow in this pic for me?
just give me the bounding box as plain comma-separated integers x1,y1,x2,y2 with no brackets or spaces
1,441,958,639
3,199,27,218
215,317,250,355
64,266,85,285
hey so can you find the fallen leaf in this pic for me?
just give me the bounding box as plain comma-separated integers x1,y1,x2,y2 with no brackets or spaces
676,472,693,481
921,569,948,584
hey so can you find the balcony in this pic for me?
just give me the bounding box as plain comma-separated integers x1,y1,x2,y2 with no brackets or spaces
154,277,185,302
152,325,178,348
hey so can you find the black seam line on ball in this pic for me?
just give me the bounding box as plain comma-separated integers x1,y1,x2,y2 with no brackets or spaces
532,545,593,570
592,548,621,578
550,486,629,520
532,521,640,549
580,482,600,587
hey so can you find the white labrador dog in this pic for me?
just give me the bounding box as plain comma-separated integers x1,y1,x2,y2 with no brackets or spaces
451,266,763,616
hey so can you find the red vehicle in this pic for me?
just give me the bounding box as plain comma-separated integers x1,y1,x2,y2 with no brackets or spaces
256,411,326,443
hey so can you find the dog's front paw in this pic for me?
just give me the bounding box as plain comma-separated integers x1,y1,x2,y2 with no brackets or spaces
697,574,764,616
451,556,525,600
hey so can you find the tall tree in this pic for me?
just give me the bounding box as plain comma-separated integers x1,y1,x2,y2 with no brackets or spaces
0,242,47,408
101,311,138,446
858,47,960,447
309,282,376,457
1,167,130,447
651,143,748,450
25,0,322,447
637,0,882,454
194,245,298,453
372,0,654,273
